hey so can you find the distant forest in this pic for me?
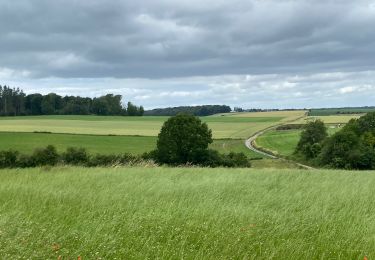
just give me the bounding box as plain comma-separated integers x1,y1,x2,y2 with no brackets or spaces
0,85,144,116
145,105,231,116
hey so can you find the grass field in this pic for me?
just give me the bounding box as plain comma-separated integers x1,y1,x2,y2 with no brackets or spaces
0,132,264,159
256,128,339,157
309,107,375,116
1,167,374,259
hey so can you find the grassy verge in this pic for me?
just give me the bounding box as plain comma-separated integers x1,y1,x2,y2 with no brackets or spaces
0,167,374,259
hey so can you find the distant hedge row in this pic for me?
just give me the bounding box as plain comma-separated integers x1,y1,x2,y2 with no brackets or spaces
0,146,251,168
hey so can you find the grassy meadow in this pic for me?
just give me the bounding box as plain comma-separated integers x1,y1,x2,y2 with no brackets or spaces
256,128,339,157
0,132,262,159
1,167,375,259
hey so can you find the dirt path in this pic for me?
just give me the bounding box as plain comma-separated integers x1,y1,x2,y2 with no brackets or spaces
244,114,314,170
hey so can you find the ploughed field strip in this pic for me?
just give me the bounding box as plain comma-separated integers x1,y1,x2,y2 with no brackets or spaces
1,167,375,259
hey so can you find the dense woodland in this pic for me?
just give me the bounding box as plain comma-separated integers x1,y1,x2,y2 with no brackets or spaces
145,105,231,116
0,85,144,116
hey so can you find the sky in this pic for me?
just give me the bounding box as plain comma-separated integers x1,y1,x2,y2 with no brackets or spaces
0,0,374,109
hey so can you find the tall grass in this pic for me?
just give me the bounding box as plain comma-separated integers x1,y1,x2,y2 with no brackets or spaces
1,167,374,258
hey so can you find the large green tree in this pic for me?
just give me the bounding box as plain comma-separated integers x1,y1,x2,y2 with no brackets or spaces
155,114,213,165
295,119,327,158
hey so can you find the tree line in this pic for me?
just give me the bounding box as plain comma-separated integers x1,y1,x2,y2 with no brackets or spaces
0,85,144,116
144,105,231,116
295,112,375,169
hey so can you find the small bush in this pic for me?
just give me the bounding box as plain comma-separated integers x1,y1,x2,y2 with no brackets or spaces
0,150,19,168
221,152,251,168
62,147,89,165
276,124,304,130
31,145,59,166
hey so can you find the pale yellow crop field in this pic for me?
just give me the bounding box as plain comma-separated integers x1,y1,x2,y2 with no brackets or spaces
294,114,362,124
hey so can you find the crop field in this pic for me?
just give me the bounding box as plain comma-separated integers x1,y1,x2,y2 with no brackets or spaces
256,128,339,157
295,115,361,124
1,167,374,259
0,112,300,139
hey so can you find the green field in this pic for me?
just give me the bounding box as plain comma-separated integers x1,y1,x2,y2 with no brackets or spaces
309,107,375,116
1,167,374,259
0,132,156,155
0,132,263,159
256,128,340,157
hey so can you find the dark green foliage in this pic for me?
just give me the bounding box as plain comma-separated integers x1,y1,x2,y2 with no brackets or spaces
31,145,59,166
220,152,251,168
145,105,231,116
155,114,213,165
276,124,305,130
308,107,375,116
0,85,144,116
0,150,19,168
295,120,327,158
87,153,138,167
295,112,375,170
62,147,90,165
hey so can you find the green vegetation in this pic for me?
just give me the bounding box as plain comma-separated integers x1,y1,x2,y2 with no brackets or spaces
319,112,375,169
0,132,156,155
155,114,213,165
0,132,261,159
295,120,327,159
144,104,231,116
0,85,144,116
210,139,263,158
154,114,250,167
256,128,339,157
1,167,375,259
309,107,375,116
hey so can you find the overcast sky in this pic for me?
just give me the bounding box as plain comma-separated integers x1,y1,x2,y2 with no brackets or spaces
0,0,374,109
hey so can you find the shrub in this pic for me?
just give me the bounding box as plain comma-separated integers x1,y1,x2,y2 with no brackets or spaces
155,113,213,165
221,152,251,168
31,145,59,166
88,154,121,167
0,150,19,168
62,147,89,165
201,149,251,168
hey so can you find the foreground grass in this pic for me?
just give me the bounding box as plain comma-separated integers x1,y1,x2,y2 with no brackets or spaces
1,167,375,259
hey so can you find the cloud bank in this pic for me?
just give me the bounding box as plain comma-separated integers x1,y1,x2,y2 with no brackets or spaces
0,0,374,108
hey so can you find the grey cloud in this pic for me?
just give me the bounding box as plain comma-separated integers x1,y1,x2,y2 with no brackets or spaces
0,0,375,78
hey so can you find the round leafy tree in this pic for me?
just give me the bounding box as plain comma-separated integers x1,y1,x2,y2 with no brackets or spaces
156,113,213,165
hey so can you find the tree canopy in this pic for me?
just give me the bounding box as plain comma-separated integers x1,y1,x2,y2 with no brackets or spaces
0,85,144,116
155,114,213,165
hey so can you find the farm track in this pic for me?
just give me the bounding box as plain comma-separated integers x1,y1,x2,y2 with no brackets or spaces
245,113,314,170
